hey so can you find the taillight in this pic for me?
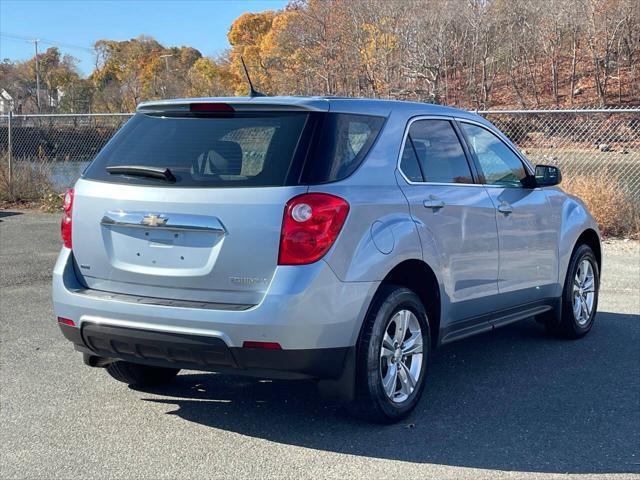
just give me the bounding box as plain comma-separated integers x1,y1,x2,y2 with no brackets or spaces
61,188,74,249
278,193,349,265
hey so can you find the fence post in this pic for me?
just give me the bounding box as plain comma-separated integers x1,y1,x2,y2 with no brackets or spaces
7,110,12,196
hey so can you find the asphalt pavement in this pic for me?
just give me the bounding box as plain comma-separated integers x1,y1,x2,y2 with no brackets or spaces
1,210,639,479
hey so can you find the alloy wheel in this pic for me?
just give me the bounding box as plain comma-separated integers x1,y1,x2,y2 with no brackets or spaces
573,259,596,326
379,309,424,403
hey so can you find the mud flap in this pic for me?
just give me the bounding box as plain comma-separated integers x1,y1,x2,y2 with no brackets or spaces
317,346,356,402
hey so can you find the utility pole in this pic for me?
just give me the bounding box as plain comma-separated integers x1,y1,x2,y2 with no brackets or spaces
7,110,12,196
30,39,41,111
159,54,173,97
160,54,172,75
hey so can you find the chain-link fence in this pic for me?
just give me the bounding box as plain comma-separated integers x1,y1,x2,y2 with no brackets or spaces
479,108,640,203
0,113,132,200
1,109,639,203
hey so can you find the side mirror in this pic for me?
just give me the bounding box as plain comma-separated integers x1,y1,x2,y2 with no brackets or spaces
534,164,562,187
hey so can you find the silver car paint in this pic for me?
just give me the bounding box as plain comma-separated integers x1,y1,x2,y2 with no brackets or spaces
397,178,502,319
53,248,379,349
545,188,601,286
52,96,601,351
72,179,307,305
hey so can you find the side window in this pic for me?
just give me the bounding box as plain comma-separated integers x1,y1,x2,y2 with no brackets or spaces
460,123,527,187
301,113,384,183
401,119,474,184
331,116,380,179
399,136,424,182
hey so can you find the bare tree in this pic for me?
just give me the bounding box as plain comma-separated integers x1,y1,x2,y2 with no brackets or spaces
581,0,625,106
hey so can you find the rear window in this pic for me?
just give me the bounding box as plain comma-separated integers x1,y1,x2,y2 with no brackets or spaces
84,111,384,187
84,112,309,187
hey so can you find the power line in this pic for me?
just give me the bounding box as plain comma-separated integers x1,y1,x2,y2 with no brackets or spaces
1,33,96,111
0,32,94,53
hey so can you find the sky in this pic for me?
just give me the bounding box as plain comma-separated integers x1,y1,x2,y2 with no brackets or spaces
0,0,288,76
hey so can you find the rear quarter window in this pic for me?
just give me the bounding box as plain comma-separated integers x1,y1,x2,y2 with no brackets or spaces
301,113,385,184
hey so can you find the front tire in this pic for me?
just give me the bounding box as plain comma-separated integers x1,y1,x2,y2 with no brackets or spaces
547,244,600,339
349,285,430,423
106,361,180,386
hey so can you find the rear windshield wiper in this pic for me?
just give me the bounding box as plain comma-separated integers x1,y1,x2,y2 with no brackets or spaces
106,165,176,183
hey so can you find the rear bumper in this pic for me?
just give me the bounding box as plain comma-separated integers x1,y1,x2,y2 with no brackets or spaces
53,248,377,378
59,322,350,379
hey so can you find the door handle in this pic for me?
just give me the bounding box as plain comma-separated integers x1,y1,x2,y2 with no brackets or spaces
423,196,445,210
498,203,513,215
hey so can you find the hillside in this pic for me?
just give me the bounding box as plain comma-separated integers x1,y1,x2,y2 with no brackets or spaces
1,0,638,112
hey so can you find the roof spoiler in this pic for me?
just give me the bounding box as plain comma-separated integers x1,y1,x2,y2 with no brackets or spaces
137,98,330,113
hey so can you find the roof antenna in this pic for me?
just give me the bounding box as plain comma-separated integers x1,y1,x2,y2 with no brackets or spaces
240,56,266,97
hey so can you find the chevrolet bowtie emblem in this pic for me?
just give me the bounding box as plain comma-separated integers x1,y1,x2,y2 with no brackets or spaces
141,214,168,227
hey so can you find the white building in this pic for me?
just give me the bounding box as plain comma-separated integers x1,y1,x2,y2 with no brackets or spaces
0,89,14,114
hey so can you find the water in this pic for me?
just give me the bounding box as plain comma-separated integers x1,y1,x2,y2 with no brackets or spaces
44,160,91,190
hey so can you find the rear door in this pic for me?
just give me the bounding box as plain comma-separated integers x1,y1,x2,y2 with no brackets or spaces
73,110,311,306
458,121,558,307
396,117,500,324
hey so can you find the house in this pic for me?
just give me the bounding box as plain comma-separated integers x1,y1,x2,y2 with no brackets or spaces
0,89,14,114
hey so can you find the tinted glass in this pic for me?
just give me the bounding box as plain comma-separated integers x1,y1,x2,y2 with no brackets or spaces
399,136,424,182
302,113,385,183
84,112,309,187
460,123,527,187
85,112,384,187
403,120,473,184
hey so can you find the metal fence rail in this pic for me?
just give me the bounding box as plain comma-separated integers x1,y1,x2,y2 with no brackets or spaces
480,108,640,202
0,113,132,198
1,109,639,203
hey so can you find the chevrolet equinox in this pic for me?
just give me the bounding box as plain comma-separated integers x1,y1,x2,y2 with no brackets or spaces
53,97,601,422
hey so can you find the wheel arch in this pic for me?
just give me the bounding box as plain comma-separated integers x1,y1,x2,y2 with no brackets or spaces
574,228,602,270
363,259,442,349
554,191,602,288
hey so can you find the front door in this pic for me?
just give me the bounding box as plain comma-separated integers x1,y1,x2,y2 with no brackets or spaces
458,121,559,308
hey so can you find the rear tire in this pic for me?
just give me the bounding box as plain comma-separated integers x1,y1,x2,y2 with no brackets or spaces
106,361,180,386
348,285,430,423
546,244,599,339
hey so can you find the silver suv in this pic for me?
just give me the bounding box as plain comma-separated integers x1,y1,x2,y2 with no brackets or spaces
53,97,601,422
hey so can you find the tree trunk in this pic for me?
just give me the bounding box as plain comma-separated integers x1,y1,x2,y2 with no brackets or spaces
570,33,578,106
